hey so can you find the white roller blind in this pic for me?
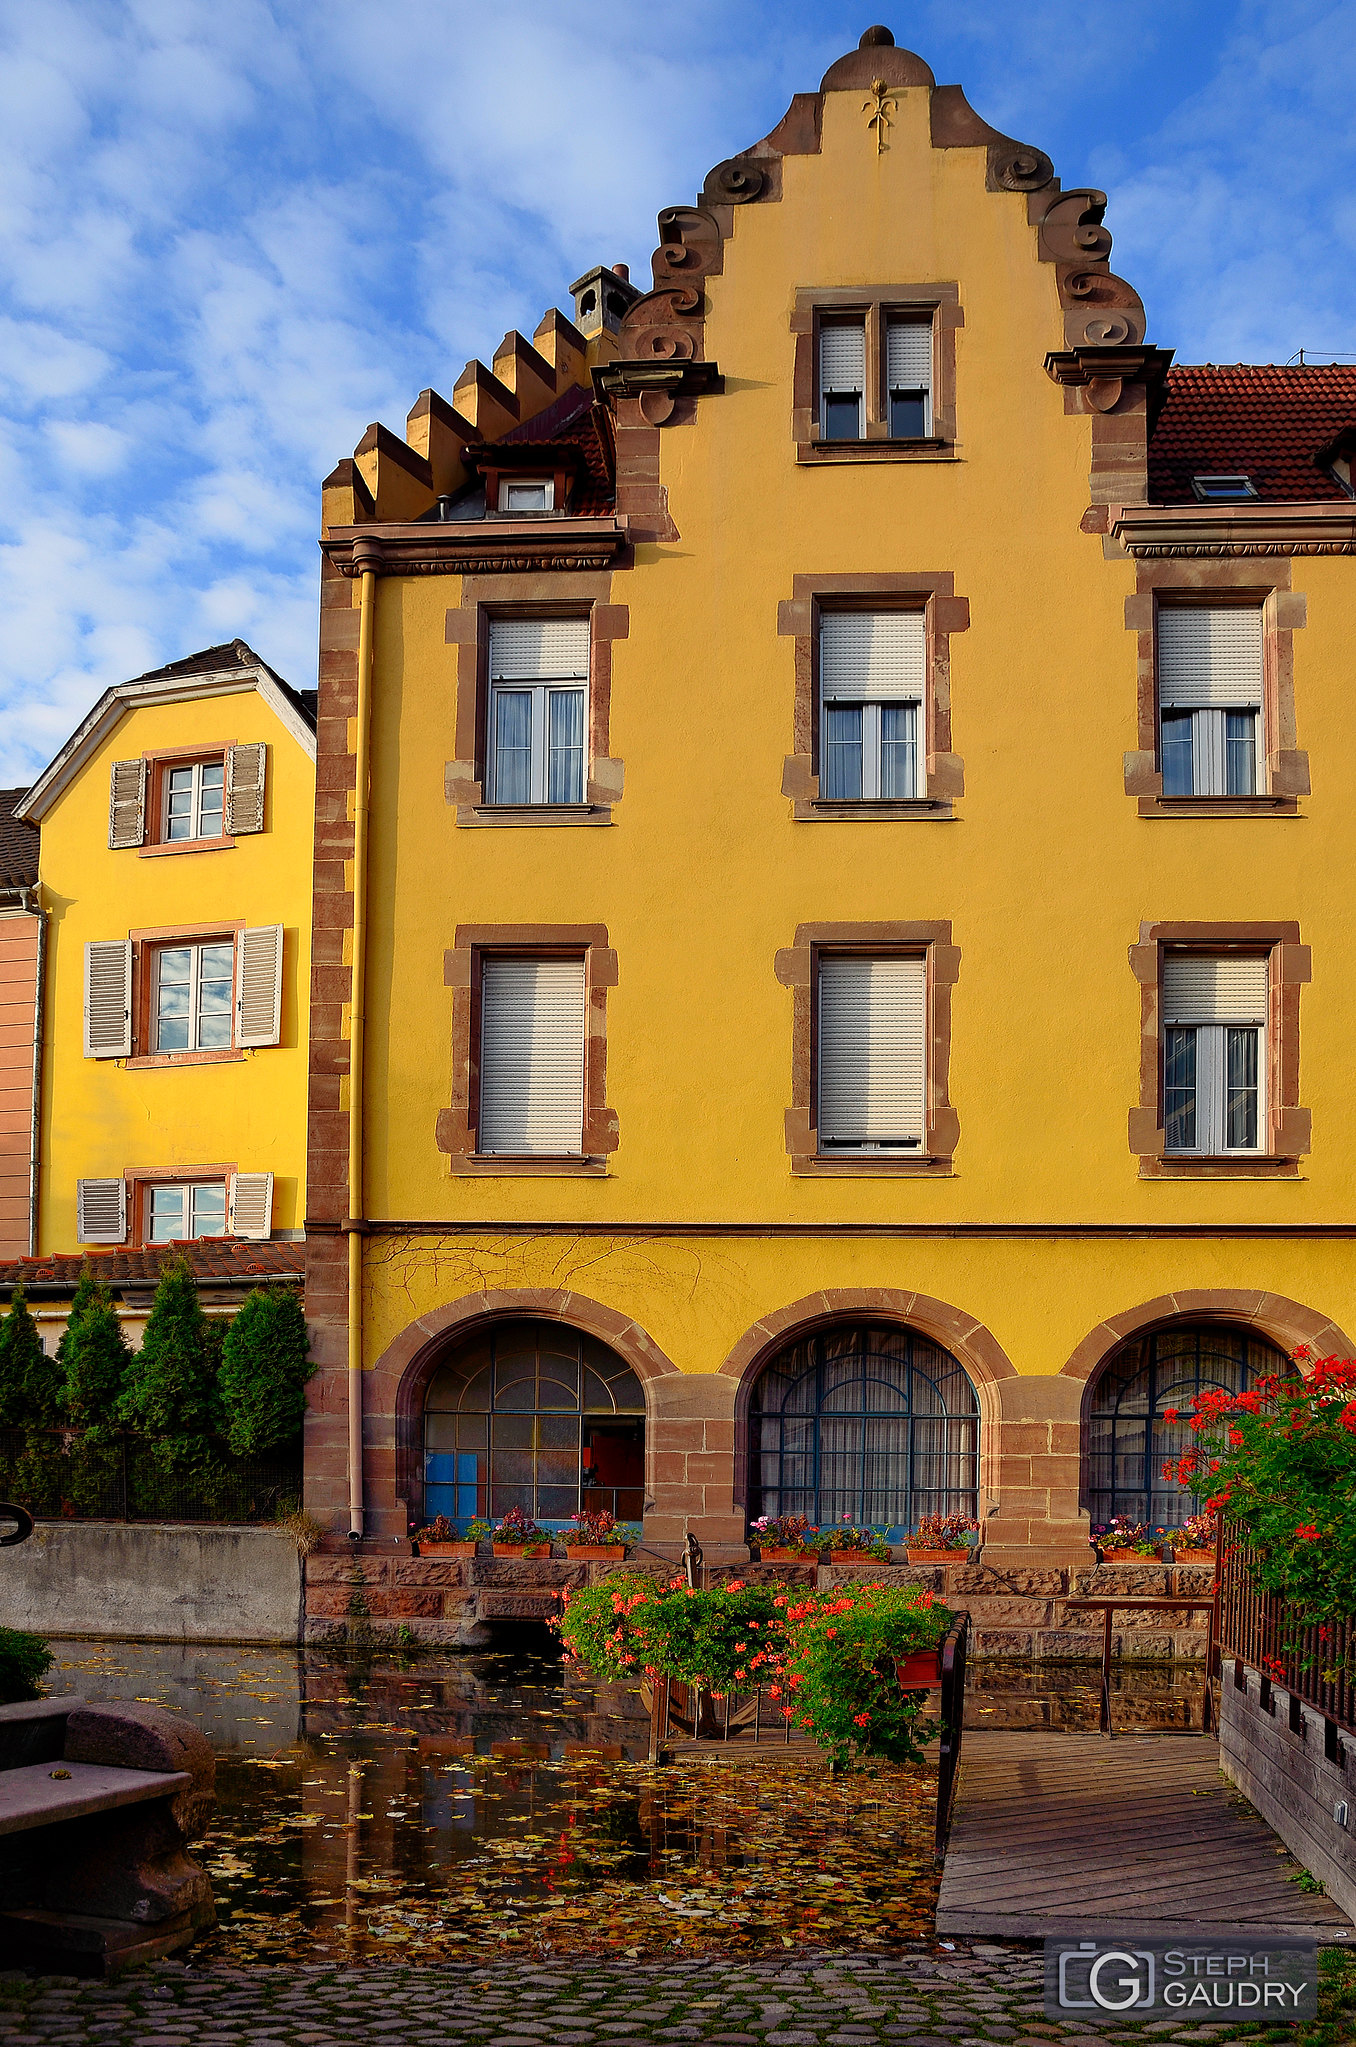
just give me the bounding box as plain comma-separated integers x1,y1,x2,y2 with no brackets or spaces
84,940,133,1058
77,1178,126,1245
820,611,926,702
818,955,926,1144
1163,954,1268,1022
489,618,589,681
224,742,266,834
819,322,864,392
229,1172,274,1240
236,925,284,1047
108,758,146,850
886,319,932,388
1158,607,1263,708
480,957,586,1155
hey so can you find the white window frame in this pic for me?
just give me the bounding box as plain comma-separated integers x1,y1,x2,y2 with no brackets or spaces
145,1181,229,1243
152,939,237,1053
818,611,925,802
487,619,590,807
816,953,927,1154
498,477,554,513
885,315,933,439
818,318,865,440
477,954,587,1156
162,757,226,842
1157,605,1264,798
1163,956,1267,1157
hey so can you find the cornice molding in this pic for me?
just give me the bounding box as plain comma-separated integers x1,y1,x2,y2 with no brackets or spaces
1046,345,1173,414
320,519,627,578
1112,502,1356,557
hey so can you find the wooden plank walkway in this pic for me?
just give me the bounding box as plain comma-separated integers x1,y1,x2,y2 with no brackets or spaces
936,1730,1356,1942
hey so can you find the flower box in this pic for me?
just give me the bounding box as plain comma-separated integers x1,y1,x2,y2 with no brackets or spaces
1098,1548,1149,1564
563,1544,627,1560
493,1542,551,1558
1171,1548,1215,1565
830,1548,886,1565
758,1546,817,1563
905,1547,965,1565
895,1649,943,1688
415,1539,476,1558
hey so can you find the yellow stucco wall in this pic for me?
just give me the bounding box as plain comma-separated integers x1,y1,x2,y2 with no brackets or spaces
38,689,314,1249
352,83,1356,1380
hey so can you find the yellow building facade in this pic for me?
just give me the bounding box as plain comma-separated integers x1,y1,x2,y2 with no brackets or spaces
305,32,1356,1571
16,642,316,1259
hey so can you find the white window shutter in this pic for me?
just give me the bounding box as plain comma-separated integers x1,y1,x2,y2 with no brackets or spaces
84,941,133,1058
1163,955,1268,1023
77,1178,126,1244
229,1172,273,1239
479,957,586,1154
886,319,932,388
819,322,865,393
236,925,284,1047
818,956,927,1144
108,759,146,850
1158,607,1263,708
224,742,266,834
489,618,589,681
820,612,926,702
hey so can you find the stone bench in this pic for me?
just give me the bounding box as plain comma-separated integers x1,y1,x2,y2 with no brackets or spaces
0,1697,215,1976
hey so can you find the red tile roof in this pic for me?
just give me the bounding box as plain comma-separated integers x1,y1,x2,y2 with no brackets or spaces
492,384,615,516
0,788,39,888
0,1240,305,1292
1148,364,1356,504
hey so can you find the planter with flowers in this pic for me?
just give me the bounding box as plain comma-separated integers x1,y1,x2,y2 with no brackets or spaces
749,1513,821,1562
562,1508,639,1560
490,1508,551,1558
822,1525,893,1565
410,1513,479,1558
905,1513,979,1565
1166,1509,1218,1565
1094,1516,1159,1563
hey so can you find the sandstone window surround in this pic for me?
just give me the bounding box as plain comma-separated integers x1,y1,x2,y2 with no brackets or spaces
791,284,962,464
443,577,628,827
437,924,619,1176
779,573,967,820
775,921,961,1176
1123,565,1309,818
1128,921,1310,1178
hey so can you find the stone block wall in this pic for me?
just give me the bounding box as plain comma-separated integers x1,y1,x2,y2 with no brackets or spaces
1221,1660,1356,1924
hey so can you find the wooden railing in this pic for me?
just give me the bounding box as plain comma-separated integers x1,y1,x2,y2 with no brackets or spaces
1215,1521,1356,1738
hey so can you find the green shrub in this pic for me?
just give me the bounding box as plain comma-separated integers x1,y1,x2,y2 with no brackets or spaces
218,1287,311,1454
0,1286,62,1427
57,1263,132,1435
117,1254,217,1445
558,1572,788,1690
776,1580,950,1770
0,1626,52,1703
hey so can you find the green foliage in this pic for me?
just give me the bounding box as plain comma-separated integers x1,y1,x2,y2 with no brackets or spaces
559,1573,788,1690
776,1580,950,1770
117,1254,217,1444
57,1263,131,1435
0,1625,52,1703
217,1288,311,1455
1166,1352,1356,1621
0,1286,62,1426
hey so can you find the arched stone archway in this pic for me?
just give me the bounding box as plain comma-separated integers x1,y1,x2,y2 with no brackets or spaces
1060,1289,1355,1391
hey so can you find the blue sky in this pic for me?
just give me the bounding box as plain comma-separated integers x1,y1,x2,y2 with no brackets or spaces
2,0,1354,782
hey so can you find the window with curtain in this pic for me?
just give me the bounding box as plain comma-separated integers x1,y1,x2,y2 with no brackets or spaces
818,320,865,440
1163,954,1267,1154
1157,605,1263,797
819,610,924,801
478,955,586,1156
817,953,926,1152
1087,1323,1282,1527
487,616,589,804
423,1320,646,1528
749,1323,978,1537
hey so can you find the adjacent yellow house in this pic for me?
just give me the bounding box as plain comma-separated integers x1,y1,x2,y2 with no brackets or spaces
304,29,1356,1583
15,641,315,1258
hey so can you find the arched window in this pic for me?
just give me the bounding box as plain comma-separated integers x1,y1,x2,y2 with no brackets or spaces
748,1323,979,1537
1087,1322,1284,1528
423,1320,645,1529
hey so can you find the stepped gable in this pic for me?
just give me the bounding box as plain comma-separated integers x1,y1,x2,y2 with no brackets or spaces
1148,363,1356,504
0,788,38,886
0,1241,305,1290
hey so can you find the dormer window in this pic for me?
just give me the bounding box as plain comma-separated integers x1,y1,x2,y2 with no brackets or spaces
499,478,553,514
1191,474,1257,503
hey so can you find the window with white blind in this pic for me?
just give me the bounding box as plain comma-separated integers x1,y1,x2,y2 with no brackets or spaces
479,956,586,1155
1158,607,1264,798
818,955,926,1151
487,617,589,806
819,612,924,800
886,318,932,437
819,321,865,441
1163,955,1267,1154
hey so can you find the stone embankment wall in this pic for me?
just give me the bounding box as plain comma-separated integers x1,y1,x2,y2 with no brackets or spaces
0,1523,303,1644
1221,1660,1356,1923
303,1547,1217,1657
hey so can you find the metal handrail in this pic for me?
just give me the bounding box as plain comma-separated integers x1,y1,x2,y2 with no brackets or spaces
934,1610,969,1861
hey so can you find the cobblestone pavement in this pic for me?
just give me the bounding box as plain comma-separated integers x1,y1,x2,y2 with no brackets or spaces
0,1942,1344,2047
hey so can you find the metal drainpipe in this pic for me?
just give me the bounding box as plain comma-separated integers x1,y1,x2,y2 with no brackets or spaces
347,542,380,1538
20,885,46,1259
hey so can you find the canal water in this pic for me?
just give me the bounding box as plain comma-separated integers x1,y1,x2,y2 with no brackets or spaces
42,1638,1207,1965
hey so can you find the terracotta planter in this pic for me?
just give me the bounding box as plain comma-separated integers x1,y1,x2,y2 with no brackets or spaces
905,1548,966,1565
415,1540,476,1558
563,1545,627,1560
1172,1548,1215,1565
493,1542,551,1558
758,1546,815,1562
829,1549,885,1565
895,1649,943,1688
1098,1548,1151,1563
